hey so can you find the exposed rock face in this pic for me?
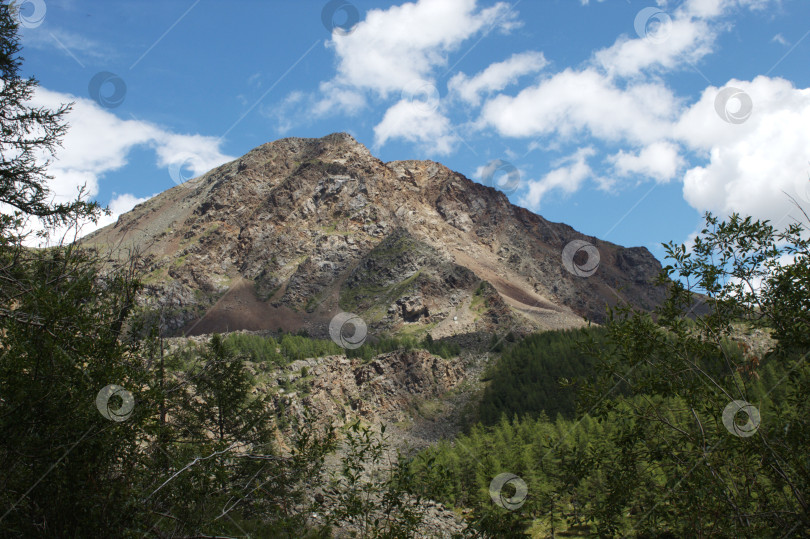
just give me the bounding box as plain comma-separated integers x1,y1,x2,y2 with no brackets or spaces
272,349,465,428
277,350,470,538
83,132,666,338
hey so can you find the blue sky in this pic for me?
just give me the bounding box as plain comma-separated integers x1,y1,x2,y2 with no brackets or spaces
13,0,810,260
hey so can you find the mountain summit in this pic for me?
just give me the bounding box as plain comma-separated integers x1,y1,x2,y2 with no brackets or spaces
84,133,665,338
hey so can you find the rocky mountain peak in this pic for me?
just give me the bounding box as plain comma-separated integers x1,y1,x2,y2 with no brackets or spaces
240,132,375,173
84,133,666,339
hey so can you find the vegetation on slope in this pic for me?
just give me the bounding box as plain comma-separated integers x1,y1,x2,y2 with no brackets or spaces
477,326,605,423
221,330,461,365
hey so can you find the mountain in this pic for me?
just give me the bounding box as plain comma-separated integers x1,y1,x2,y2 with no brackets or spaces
82,132,666,339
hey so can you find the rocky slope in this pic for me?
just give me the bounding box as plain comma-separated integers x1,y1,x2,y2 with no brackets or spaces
167,332,480,536
83,132,666,340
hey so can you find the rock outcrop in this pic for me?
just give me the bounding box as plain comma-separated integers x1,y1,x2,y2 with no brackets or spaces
266,348,466,431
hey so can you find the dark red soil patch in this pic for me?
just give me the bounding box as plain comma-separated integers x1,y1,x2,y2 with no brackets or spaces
183,278,311,336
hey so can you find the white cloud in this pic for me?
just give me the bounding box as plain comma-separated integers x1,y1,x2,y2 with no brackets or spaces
520,147,596,210
308,0,518,151
152,133,233,177
108,192,152,214
593,17,716,78
263,91,307,133
476,0,802,228
373,100,457,155
17,191,156,247
675,77,810,222
86,192,155,233
325,0,518,99
681,0,771,19
609,141,684,182
21,27,111,62
448,51,547,106
593,0,775,79
479,68,679,144
313,82,366,117
680,0,728,18
305,0,802,234
479,0,779,144
30,88,233,204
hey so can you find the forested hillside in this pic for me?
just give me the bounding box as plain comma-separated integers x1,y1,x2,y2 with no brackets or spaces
410,336,799,536
477,327,605,423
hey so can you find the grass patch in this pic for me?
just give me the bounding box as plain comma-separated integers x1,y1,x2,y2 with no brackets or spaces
411,396,444,421
340,269,421,314
140,267,170,285
398,321,437,337
171,253,189,267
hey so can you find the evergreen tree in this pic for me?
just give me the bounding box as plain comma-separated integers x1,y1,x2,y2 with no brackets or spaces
194,334,267,442
0,5,98,243
0,6,144,534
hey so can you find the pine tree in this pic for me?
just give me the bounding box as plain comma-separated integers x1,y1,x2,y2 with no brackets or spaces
0,6,147,534
0,5,98,243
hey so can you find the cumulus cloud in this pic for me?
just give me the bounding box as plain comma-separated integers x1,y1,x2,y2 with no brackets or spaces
474,0,806,229
306,0,801,232
592,0,773,79
374,99,457,154
14,190,155,247
324,0,518,99
609,142,684,182
593,0,773,77
594,17,716,78
85,192,155,234
31,88,233,205
675,77,810,222
305,0,519,153
313,82,366,117
448,51,546,106
478,0,744,144
520,147,596,210
479,68,679,144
